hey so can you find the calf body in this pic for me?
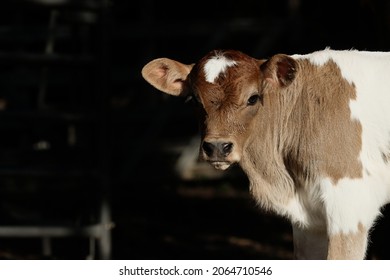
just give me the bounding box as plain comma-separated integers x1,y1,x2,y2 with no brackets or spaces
141,48,390,259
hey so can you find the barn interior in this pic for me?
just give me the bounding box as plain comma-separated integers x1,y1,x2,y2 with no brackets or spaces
0,0,389,260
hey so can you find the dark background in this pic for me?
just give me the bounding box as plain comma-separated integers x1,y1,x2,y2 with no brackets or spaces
0,0,389,260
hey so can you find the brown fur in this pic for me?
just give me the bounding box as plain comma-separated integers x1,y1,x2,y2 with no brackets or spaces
282,59,363,186
223,55,363,211
328,223,368,259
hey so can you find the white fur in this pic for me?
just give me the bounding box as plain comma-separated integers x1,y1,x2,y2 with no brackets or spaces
291,49,390,236
203,55,237,83
320,177,385,234
285,180,326,230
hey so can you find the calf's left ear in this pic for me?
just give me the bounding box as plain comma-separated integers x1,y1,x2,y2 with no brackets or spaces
141,58,194,96
260,54,297,87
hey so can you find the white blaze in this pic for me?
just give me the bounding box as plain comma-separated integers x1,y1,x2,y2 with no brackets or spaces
203,55,237,83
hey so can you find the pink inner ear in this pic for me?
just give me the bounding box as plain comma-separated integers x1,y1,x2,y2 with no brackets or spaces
154,65,169,79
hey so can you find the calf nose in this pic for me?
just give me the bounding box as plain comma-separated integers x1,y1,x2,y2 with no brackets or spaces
202,141,233,158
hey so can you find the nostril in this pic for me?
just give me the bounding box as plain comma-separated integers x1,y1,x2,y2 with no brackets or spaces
222,142,233,155
202,141,214,157
203,141,233,158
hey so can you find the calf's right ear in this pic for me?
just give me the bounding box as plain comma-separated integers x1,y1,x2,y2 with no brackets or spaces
260,54,297,87
141,58,194,97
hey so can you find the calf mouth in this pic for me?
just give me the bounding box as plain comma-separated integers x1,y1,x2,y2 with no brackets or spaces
209,161,232,171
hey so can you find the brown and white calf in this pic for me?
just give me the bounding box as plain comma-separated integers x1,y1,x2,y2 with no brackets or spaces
141,48,390,259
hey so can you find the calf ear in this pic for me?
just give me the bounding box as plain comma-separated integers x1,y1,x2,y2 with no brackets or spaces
141,58,194,96
260,54,297,87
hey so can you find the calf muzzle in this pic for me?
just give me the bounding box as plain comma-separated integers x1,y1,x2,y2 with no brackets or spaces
202,141,233,159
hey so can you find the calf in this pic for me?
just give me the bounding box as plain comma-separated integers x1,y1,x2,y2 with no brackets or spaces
141,48,390,259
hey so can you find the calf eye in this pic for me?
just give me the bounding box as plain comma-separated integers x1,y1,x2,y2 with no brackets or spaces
247,94,260,106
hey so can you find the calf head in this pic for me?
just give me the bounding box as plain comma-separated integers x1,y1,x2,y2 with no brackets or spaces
141,50,296,170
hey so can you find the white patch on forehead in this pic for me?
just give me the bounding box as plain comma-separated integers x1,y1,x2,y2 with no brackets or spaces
203,55,237,83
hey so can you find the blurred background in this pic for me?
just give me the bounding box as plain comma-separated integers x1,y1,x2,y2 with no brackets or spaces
0,0,389,260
